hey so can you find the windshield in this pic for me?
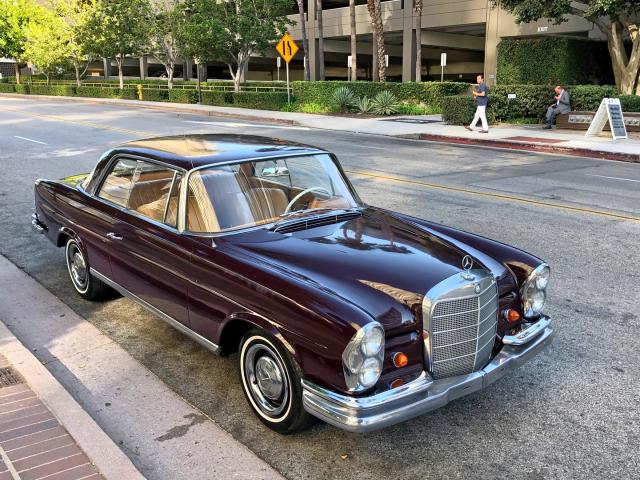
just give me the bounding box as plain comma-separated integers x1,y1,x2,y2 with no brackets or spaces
186,154,361,233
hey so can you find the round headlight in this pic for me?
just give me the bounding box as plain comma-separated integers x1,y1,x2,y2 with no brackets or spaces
361,326,384,356
521,264,550,319
358,358,382,388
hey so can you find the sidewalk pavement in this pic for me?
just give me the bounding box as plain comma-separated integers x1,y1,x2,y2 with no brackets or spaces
2,92,638,163
0,254,283,480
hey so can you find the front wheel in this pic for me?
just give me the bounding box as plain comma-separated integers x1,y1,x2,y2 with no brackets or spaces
65,238,110,301
238,329,312,434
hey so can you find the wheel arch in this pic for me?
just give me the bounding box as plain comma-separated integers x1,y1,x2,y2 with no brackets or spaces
56,226,77,248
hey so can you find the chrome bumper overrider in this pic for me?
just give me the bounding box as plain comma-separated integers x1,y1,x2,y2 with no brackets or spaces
302,316,553,433
31,213,46,234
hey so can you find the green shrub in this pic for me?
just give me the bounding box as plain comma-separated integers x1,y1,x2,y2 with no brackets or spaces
14,84,29,94
355,96,373,114
488,85,550,120
568,85,617,111
371,90,400,115
201,90,233,106
497,38,613,85
619,95,640,112
332,86,357,113
396,102,439,115
28,85,76,96
232,91,288,110
141,88,169,102
0,83,15,93
168,89,197,104
442,96,475,125
293,81,470,111
75,86,137,99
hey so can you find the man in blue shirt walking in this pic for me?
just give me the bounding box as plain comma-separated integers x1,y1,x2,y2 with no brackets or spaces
465,74,489,133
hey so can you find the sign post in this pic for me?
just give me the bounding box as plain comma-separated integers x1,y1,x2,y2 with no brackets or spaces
276,56,281,82
585,98,628,140
347,56,352,81
275,33,299,103
440,53,447,82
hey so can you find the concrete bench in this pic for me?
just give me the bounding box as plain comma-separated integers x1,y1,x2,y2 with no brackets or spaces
556,111,640,132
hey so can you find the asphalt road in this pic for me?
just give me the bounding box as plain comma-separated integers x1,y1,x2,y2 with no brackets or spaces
1,96,639,480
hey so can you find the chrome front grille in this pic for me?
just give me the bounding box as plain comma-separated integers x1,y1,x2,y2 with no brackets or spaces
423,270,498,380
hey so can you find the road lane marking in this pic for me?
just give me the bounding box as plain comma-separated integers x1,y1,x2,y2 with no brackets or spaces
14,135,47,145
5,103,638,223
345,169,640,223
585,174,640,183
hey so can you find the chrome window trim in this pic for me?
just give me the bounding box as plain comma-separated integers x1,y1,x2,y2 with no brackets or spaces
90,267,221,355
162,170,179,226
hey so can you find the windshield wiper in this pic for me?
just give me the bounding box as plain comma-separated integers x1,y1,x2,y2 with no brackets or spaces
270,207,360,230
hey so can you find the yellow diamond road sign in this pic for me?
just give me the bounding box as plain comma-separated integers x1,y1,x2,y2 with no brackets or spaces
276,33,299,64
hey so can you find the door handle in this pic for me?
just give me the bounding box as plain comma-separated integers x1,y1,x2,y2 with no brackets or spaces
106,232,123,240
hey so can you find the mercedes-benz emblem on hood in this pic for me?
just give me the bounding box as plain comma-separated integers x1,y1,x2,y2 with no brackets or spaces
461,255,475,280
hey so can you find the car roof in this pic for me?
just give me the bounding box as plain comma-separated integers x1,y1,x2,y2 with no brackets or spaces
112,134,329,170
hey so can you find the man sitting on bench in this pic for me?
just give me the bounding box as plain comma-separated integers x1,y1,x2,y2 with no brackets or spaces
544,86,571,129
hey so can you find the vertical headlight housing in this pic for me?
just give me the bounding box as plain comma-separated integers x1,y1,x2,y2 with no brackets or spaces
521,264,550,319
342,322,385,391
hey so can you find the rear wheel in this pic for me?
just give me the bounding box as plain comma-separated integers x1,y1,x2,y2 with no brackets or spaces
65,238,110,301
238,329,312,434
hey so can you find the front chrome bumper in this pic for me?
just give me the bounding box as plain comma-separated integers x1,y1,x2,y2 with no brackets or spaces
302,316,553,433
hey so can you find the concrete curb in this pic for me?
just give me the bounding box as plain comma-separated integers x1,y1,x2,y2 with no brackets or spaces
398,133,640,163
0,322,144,480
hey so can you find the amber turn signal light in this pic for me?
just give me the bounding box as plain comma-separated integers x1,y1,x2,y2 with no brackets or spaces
504,308,521,324
390,378,405,389
393,352,409,368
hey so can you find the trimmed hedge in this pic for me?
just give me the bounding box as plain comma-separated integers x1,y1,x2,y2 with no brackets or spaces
292,81,470,110
14,84,29,94
619,95,640,112
141,88,169,102
201,90,233,106
442,96,475,125
168,89,197,104
497,38,613,85
568,85,618,111
0,83,15,93
28,85,77,96
233,92,289,110
75,86,137,99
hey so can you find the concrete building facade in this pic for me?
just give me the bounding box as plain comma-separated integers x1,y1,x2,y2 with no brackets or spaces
81,1,604,86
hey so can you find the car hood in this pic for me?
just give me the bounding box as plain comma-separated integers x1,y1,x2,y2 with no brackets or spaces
227,208,494,335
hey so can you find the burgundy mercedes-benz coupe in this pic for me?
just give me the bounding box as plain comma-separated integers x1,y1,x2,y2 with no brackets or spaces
33,134,553,433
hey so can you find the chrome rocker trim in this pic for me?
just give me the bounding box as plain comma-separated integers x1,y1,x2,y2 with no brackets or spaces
90,268,221,355
302,316,553,433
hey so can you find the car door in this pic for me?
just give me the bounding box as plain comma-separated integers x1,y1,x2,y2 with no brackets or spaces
100,158,191,326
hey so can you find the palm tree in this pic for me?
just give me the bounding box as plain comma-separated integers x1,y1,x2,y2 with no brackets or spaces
415,0,423,82
317,0,325,80
349,0,357,80
366,0,386,81
296,0,310,81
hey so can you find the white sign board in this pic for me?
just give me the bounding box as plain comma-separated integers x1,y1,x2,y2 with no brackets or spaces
347,55,352,68
440,53,447,67
384,55,389,68
585,98,628,140
508,93,516,99
277,56,281,68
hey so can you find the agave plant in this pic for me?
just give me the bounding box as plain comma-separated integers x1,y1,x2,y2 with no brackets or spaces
355,96,373,114
332,86,356,113
371,90,400,115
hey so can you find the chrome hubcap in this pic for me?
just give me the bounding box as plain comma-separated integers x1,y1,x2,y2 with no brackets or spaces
244,344,289,417
67,244,87,290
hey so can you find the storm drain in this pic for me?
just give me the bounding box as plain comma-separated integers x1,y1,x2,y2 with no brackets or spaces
0,366,24,387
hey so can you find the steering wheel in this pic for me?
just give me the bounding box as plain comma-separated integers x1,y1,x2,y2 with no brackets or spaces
284,187,332,214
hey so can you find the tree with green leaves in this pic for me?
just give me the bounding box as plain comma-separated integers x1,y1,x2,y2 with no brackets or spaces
83,0,151,89
180,0,292,93
0,0,36,84
56,0,98,87
147,0,185,89
25,4,71,84
493,0,640,94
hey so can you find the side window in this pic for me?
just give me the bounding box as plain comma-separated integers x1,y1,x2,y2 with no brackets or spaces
98,158,137,207
127,161,178,224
